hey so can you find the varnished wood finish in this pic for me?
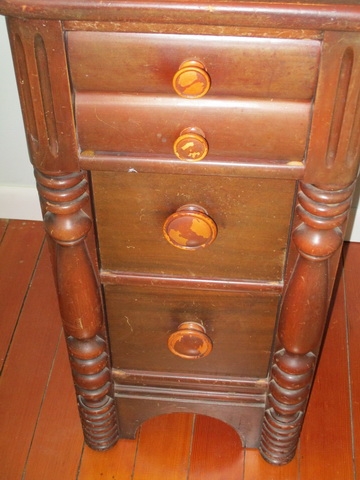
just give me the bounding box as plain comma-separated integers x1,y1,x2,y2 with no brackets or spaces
67,32,320,99
35,171,120,451
305,31,360,186
76,93,311,162
80,151,305,179
5,16,120,451
2,0,360,31
1,0,360,466
0,219,359,478
92,171,295,281
105,285,278,378
6,17,78,174
260,181,356,464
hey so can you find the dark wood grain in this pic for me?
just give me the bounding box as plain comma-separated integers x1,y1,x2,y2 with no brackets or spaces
36,170,120,451
105,285,279,378
67,32,320,100
76,93,311,162
305,31,360,186
6,17,79,173
2,0,360,33
92,171,295,281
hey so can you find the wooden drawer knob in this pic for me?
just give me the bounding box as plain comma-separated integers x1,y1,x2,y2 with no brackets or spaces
173,60,211,98
168,322,213,359
163,204,217,250
173,127,208,162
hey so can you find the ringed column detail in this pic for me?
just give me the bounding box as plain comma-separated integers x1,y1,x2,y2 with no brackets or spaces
36,170,120,450
260,181,355,464
6,17,120,450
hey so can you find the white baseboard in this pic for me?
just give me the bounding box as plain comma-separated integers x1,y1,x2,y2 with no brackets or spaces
1,185,359,242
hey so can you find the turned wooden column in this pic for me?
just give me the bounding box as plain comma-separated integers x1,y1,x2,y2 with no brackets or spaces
36,170,119,450
260,30,360,465
6,16,120,450
260,181,355,464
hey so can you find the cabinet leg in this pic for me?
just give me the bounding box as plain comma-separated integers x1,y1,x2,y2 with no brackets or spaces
260,181,355,465
36,169,120,450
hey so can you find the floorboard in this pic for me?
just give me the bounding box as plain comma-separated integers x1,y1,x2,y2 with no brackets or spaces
299,270,354,479
244,448,300,480
0,239,62,478
0,218,8,241
78,438,138,480
23,335,84,480
0,220,359,479
0,220,44,370
188,415,245,480
132,413,194,480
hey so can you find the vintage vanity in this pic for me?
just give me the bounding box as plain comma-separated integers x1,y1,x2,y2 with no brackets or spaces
1,0,360,465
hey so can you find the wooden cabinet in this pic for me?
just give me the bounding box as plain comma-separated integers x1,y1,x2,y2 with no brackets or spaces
1,0,360,466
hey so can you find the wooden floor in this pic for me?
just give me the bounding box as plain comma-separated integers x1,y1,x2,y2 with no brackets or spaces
0,218,359,479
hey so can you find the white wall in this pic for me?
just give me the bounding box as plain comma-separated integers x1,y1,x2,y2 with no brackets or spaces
0,17,359,240
0,17,42,220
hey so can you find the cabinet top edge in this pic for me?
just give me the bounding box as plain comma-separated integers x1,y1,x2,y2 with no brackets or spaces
1,0,360,32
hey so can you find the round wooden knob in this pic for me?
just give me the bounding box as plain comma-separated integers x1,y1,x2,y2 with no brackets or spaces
163,204,217,250
173,60,211,98
168,322,213,359
173,127,208,162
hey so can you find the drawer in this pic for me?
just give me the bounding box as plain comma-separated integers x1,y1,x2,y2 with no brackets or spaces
92,171,295,281
67,32,320,100
105,285,279,378
76,93,311,162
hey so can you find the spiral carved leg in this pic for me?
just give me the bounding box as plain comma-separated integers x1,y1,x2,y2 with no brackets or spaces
260,350,315,464
260,181,355,465
36,170,120,450
68,335,119,450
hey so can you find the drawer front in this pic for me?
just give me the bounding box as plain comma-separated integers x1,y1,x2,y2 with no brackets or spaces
92,171,295,281
105,285,279,378
76,93,311,162
67,32,320,100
